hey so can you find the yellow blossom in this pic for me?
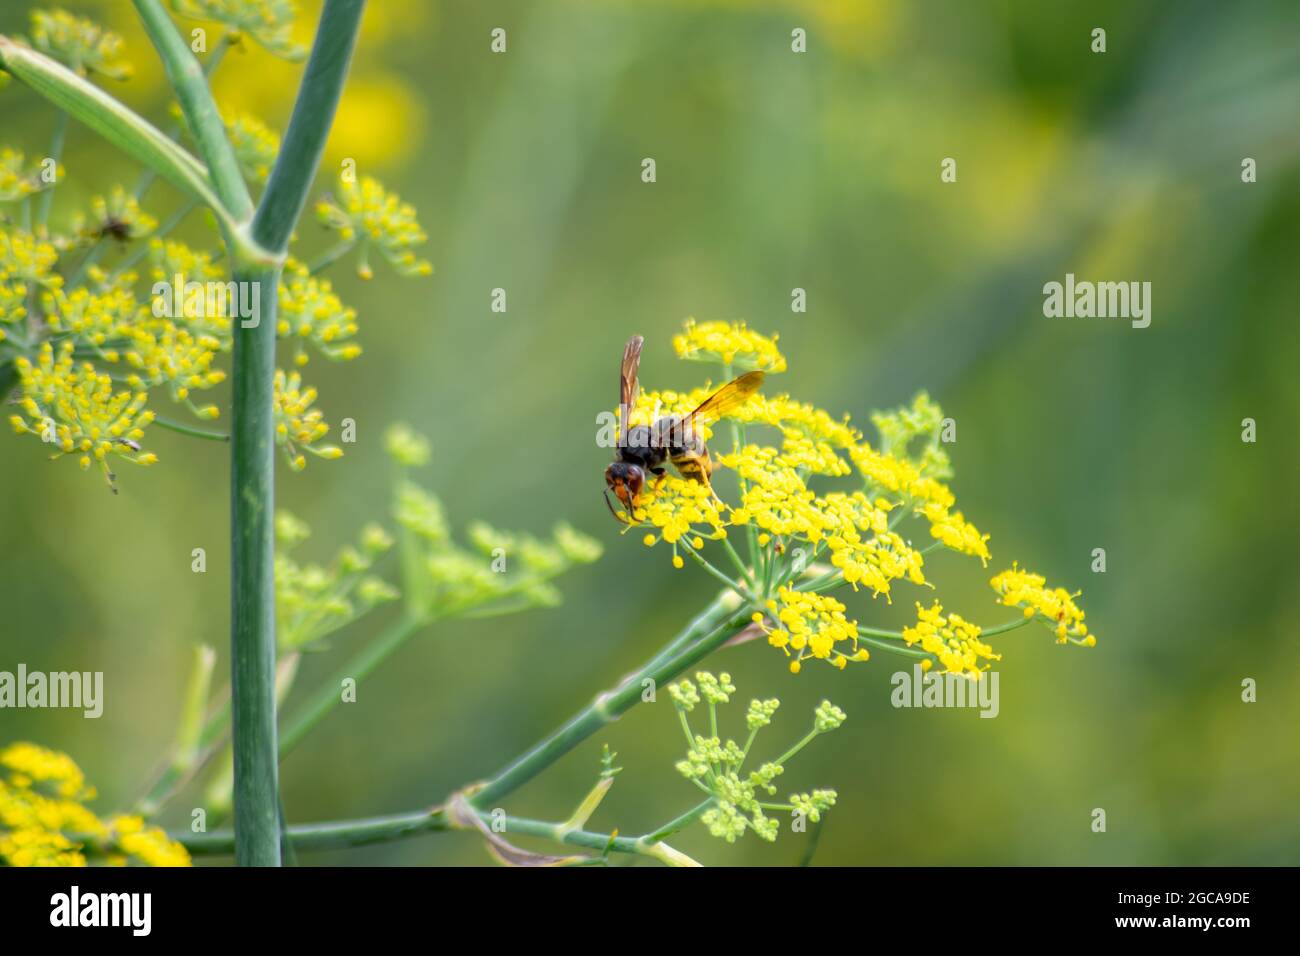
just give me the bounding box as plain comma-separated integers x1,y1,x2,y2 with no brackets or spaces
0,148,58,202
273,368,336,469
29,9,132,80
673,318,787,372
9,341,156,487
611,319,1097,676
990,563,1094,644
755,586,862,671
902,601,1000,679
0,743,190,867
170,0,306,60
277,257,360,364
315,174,432,279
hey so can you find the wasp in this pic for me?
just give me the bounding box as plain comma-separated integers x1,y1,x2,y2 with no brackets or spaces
604,335,764,521
97,216,134,243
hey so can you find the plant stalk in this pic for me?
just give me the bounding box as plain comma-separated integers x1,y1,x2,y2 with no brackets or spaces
225,0,366,866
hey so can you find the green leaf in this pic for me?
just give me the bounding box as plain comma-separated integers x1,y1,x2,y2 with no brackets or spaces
0,34,266,258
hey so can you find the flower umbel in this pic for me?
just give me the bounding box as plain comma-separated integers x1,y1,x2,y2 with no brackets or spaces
614,320,1099,675
673,318,787,372
168,0,306,60
669,673,841,844
0,743,190,866
315,174,433,279
28,9,132,80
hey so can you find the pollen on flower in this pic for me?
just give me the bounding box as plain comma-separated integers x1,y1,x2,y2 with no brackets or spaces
0,149,59,202
277,258,361,364
1,227,61,328
902,601,1000,679
990,563,1094,644
316,174,432,279
610,319,1100,678
753,586,862,672
9,341,156,484
673,318,787,372
0,743,189,867
272,369,336,469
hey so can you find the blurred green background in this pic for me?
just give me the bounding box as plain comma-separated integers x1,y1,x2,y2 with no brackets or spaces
2,0,1298,866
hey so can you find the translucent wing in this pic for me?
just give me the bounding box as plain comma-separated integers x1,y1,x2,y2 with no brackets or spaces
684,371,765,426
620,335,643,414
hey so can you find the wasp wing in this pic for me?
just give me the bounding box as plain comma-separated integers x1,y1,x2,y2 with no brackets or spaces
620,335,643,419
683,370,764,427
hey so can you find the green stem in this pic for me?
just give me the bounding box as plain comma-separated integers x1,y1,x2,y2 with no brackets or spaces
153,414,230,442
0,35,245,242
252,0,365,253
180,807,448,854
134,34,229,200
176,805,691,864
228,267,281,866
642,798,714,843
679,538,746,595
469,608,752,810
132,0,253,222
135,696,230,816
980,616,1035,637
0,363,16,404
773,727,820,767
278,613,423,758
307,239,354,274
224,0,364,866
858,635,930,659
640,591,738,674
36,112,67,227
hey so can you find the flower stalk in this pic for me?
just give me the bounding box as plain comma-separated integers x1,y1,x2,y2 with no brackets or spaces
224,0,365,867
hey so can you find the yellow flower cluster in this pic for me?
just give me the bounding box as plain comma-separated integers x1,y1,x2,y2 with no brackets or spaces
275,511,398,651
273,368,341,470
29,8,132,80
277,258,361,364
2,13,426,489
148,239,231,340
902,602,1001,679
990,564,1095,645
0,743,190,867
0,226,61,334
73,187,158,244
224,110,280,185
120,317,226,414
614,320,1098,674
174,104,281,186
385,423,603,620
9,341,158,483
316,174,432,279
673,318,788,372
170,0,306,60
0,148,57,202
850,443,990,563
756,587,868,673
40,285,135,356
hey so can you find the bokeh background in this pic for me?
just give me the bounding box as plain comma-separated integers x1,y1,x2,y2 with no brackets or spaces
2,0,1298,866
